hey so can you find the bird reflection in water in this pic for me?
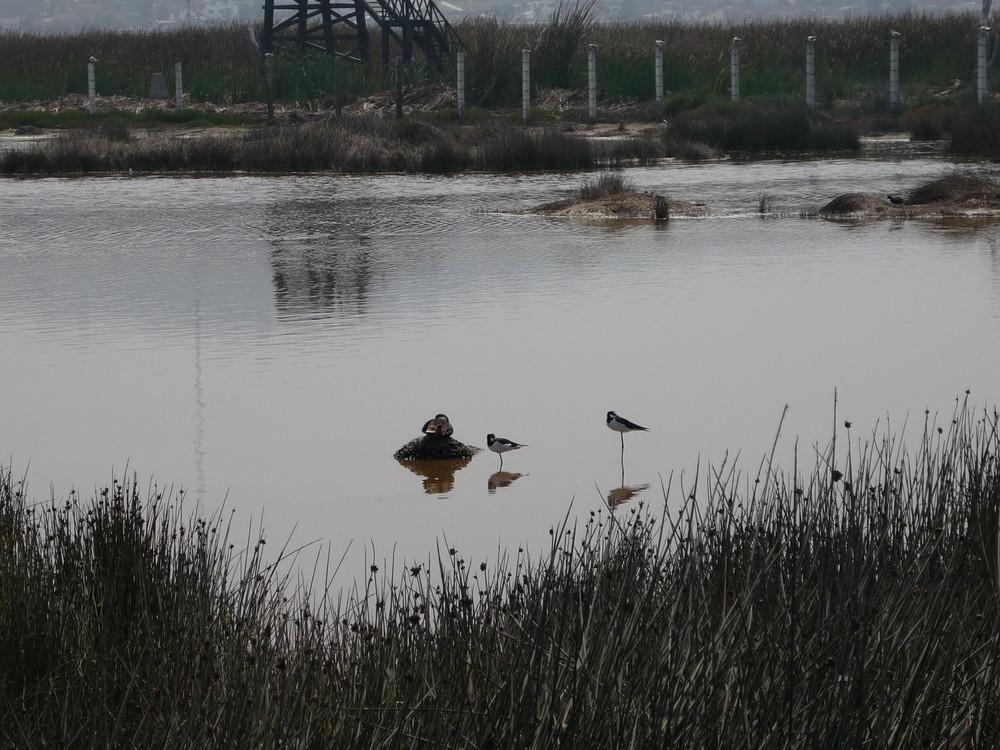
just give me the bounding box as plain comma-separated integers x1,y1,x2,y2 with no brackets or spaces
606,482,650,509
488,470,525,495
396,458,472,495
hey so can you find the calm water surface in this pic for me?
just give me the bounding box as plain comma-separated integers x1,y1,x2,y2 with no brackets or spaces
3,152,1000,575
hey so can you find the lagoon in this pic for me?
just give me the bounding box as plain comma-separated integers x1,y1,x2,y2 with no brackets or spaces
2,149,999,576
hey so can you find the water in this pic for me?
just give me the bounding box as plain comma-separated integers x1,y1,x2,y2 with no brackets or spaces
3,151,1000,576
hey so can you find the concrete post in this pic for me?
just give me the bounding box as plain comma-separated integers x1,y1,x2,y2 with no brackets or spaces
457,51,466,119
333,54,342,117
175,62,184,111
395,56,404,118
730,37,741,102
806,35,817,108
264,53,274,120
87,57,97,116
979,26,990,104
522,49,531,125
889,31,900,109
654,40,664,118
587,44,598,122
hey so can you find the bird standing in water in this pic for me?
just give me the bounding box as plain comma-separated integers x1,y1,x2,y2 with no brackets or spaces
607,410,649,463
487,433,527,469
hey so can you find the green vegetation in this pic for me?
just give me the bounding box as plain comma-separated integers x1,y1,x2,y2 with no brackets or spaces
0,13,992,112
8,13,1000,161
3,399,1000,746
667,98,860,152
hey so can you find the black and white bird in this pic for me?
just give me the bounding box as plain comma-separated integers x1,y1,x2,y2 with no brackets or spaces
607,411,649,434
607,411,649,457
422,413,454,438
487,433,527,468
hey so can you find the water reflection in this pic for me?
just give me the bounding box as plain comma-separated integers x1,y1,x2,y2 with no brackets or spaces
396,458,472,495
606,483,651,509
270,238,373,318
266,198,376,318
488,471,525,494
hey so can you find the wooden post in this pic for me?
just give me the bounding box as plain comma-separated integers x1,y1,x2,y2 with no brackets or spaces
654,40,664,118
587,44,598,123
730,37,741,102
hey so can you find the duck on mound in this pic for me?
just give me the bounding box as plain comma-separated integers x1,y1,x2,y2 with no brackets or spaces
394,413,480,460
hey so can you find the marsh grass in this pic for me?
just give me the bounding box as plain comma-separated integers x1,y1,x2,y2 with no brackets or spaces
579,168,635,199
906,168,1000,204
0,108,258,131
0,117,662,174
0,14,987,112
668,97,860,152
4,396,1000,746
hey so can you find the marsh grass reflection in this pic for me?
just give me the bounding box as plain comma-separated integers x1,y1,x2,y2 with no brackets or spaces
396,458,472,495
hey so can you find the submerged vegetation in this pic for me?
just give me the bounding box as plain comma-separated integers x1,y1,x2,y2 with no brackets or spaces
4,399,1000,746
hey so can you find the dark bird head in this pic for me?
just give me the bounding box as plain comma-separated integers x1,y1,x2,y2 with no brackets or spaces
422,413,454,438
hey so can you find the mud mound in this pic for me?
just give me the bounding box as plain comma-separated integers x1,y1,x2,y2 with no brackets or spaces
525,191,707,219
818,193,894,215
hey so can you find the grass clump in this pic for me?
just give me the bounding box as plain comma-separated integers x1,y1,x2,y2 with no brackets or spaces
669,98,860,153
4,396,1000,746
907,169,1000,205
947,103,1000,156
579,168,635,199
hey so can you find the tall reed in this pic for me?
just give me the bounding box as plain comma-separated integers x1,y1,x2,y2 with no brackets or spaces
0,13,986,110
0,117,663,174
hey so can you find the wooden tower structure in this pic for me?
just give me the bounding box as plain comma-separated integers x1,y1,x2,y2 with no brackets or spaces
260,0,462,70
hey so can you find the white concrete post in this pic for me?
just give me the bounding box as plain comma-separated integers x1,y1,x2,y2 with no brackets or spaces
979,26,990,104
587,44,598,122
889,31,900,109
806,35,817,108
87,57,97,116
456,51,466,118
654,40,664,118
264,52,275,119
730,37,741,102
522,49,531,125
175,62,184,111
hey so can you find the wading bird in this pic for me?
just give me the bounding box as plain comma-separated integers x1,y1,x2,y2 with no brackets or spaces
607,410,649,462
487,433,527,469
